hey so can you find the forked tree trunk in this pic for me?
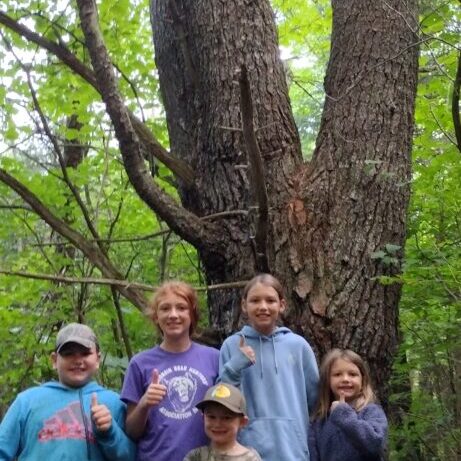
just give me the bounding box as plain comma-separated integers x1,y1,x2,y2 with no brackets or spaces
150,0,419,401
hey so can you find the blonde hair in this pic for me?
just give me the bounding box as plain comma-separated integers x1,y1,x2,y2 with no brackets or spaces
242,273,286,302
148,281,200,335
312,349,376,420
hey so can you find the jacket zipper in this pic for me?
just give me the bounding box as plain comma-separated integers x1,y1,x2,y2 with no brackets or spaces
78,388,92,460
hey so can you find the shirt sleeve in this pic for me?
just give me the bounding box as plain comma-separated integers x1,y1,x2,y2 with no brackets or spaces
302,341,320,414
218,336,253,387
121,357,145,404
94,392,136,461
183,447,201,461
308,420,320,461
249,447,263,460
0,396,23,461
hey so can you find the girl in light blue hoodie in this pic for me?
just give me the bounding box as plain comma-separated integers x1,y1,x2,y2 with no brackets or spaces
219,274,319,461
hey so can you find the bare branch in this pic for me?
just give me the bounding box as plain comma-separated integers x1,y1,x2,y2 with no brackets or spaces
0,268,249,292
428,105,458,148
0,204,32,211
0,10,194,186
0,268,156,291
0,167,149,311
111,287,133,358
452,49,461,153
239,65,269,272
21,66,105,252
75,0,223,254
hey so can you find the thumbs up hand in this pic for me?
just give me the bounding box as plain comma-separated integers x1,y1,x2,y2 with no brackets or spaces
239,335,256,364
140,369,167,408
91,392,112,432
330,390,347,413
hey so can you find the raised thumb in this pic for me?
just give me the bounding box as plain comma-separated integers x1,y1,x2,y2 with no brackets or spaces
152,368,160,384
91,392,98,408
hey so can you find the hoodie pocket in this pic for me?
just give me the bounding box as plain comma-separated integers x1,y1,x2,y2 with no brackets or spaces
239,417,308,461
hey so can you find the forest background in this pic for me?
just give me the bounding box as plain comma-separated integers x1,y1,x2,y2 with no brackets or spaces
0,0,460,460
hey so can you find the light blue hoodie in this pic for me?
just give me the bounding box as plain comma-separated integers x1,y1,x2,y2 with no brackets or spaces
219,325,319,461
0,381,135,461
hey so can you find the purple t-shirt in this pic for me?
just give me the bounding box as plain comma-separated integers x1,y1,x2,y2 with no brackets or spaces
121,342,219,461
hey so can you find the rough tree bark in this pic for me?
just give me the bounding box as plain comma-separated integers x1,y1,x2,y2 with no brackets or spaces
150,0,419,400
0,0,419,402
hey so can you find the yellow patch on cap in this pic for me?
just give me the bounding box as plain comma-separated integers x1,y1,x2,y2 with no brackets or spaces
212,384,231,398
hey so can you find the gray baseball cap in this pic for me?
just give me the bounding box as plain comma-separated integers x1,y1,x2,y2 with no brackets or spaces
196,383,247,415
56,323,98,352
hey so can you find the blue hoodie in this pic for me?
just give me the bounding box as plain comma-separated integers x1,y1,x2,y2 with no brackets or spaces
0,381,135,461
219,325,319,461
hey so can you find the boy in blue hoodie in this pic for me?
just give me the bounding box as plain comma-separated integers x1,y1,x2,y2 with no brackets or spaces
0,322,134,461
219,274,319,461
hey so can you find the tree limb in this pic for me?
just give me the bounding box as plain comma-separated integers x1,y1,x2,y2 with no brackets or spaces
0,167,149,311
22,66,106,254
0,10,194,186
239,65,269,272
75,0,223,254
0,268,249,292
452,49,461,153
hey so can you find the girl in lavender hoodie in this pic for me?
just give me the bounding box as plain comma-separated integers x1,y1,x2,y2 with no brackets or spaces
309,349,387,461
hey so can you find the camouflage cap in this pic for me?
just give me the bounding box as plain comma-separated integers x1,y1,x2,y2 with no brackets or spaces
56,323,98,352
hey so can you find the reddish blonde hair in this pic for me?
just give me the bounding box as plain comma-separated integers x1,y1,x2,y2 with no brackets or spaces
148,281,200,336
312,348,376,420
242,273,286,302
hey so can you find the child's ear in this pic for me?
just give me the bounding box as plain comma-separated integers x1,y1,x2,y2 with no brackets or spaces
279,298,287,313
239,415,249,428
241,299,247,316
51,352,58,369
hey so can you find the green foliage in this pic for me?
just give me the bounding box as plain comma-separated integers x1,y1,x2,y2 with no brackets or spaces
272,0,331,155
388,2,461,459
0,0,196,412
1,3,460,459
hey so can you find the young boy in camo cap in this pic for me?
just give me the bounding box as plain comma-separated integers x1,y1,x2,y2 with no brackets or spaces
183,383,261,461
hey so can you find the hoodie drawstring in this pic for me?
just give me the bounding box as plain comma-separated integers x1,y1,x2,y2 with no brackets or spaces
259,336,263,379
79,388,92,460
272,336,279,374
256,335,279,378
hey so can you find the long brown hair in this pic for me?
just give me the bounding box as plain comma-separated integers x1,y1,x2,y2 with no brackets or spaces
147,281,200,335
312,349,376,420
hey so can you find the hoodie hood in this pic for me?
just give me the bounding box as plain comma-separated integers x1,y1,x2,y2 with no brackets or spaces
240,325,291,340
43,380,104,393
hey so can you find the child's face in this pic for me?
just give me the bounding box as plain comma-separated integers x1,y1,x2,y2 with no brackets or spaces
154,291,192,341
52,343,100,388
329,358,363,402
242,282,286,335
203,403,247,449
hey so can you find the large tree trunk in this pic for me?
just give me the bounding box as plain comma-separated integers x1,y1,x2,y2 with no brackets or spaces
150,0,418,401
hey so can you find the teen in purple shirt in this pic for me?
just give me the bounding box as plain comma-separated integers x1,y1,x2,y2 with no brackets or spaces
121,282,219,461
